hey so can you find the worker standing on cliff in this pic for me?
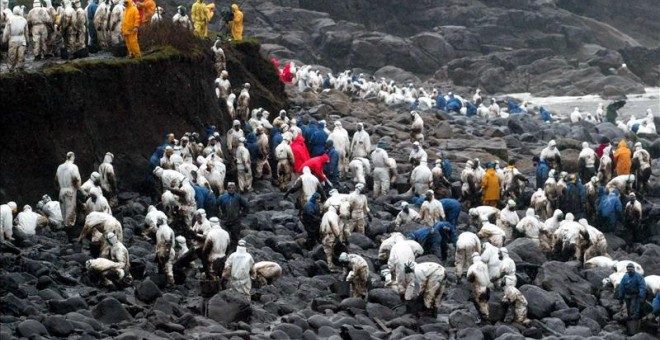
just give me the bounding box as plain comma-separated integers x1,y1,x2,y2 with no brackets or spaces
121,0,140,58
191,0,208,38
137,0,155,25
228,3,242,41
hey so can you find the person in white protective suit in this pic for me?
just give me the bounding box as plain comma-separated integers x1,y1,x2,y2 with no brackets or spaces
15,205,48,236
552,213,587,261
272,110,289,129
104,231,131,282
284,166,325,208
27,0,51,60
632,142,652,193
86,187,111,214
494,247,516,288
403,261,446,314
540,139,561,170
371,139,391,198
235,136,253,192
388,239,423,296
467,252,491,321
275,134,295,192
479,242,501,283
202,216,229,279
211,37,226,77
1,202,17,241
478,218,506,247
2,6,28,71
78,212,123,255
321,204,343,272
72,0,86,53
539,209,564,252
338,252,369,298
606,174,636,196
155,218,176,284
93,0,110,49
108,0,125,46
189,208,211,249
378,232,406,263
410,111,424,142
225,120,243,155
348,157,370,185
347,183,371,235
328,121,350,177
410,161,432,196
530,188,552,221
200,154,226,195
86,257,127,287
252,261,282,287
394,202,419,231
80,171,101,198
36,195,63,229
172,5,192,30
497,200,519,241
469,205,500,228
415,190,445,226
255,126,272,179
350,122,371,159
408,142,428,167
570,107,583,123
578,219,608,262
98,152,117,197
142,205,167,238
515,208,542,243
236,83,251,122
501,279,530,325
222,239,255,300
578,142,598,184
56,151,81,227
455,232,481,283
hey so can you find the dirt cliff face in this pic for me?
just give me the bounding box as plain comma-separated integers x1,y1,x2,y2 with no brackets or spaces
0,42,286,204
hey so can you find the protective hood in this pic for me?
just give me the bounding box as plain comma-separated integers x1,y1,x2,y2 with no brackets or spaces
319,154,330,163
246,133,257,144
617,140,628,149
302,166,311,175
526,208,535,217
582,142,589,149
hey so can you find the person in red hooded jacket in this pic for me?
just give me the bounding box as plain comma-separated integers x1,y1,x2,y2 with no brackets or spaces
281,63,294,83
291,134,311,173
301,154,330,184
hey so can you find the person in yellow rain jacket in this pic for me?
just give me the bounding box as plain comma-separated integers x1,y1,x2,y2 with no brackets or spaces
613,139,632,176
481,162,500,207
121,0,141,58
229,3,242,41
191,0,209,38
138,0,156,25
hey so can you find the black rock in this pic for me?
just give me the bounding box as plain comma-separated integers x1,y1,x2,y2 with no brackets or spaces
519,285,561,319
44,315,74,337
48,296,88,315
306,314,333,329
207,290,252,326
449,309,477,328
550,308,581,324
366,302,397,321
273,323,303,339
16,319,49,338
367,288,402,309
456,328,484,339
92,297,133,324
340,325,372,340
136,279,162,303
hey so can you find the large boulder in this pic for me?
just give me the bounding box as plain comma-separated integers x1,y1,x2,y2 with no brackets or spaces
16,320,49,338
91,297,133,324
534,261,596,308
207,290,252,326
519,284,563,319
506,238,546,265
374,66,421,85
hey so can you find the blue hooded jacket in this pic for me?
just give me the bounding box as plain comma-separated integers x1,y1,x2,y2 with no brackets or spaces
407,227,442,255
508,99,524,114
270,126,283,155
304,192,321,217
324,140,340,185
540,107,553,122
536,160,550,189
465,102,477,117
193,183,217,216
433,221,457,245
218,191,248,225
445,95,462,113
245,132,259,162
598,191,623,232
303,120,317,149
205,125,217,143
618,271,646,299
435,93,446,110
309,122,329,157
440,199,461,227
653,292,660,316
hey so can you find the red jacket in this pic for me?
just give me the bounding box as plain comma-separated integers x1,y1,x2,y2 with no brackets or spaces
596,143,608,158
281,64,294,83
292,135,311,173
301,154,330,182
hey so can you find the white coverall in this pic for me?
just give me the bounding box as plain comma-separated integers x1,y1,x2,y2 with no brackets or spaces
320,206,342,271
328,123,350,177
347,189,369,234
515,208,541,243
502,285,530,324
56,153,81,227
478,222,506,247
156,221,176,284
15,206,48,236
394,204,419,231
98,152,116,194
371,147,390,198
343,254,369,298
497,203,519,241
378,232,405,262
455,232,481,280
467,253,490,320
480,242,501,282
410,163,432,196
388,240,418,295
404,262,446,310
252,261,282,286
222,244,255,299
1,202,16,241
350,125,371,159
27,2,51,59
417,196,445,226
203,224,230,277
